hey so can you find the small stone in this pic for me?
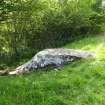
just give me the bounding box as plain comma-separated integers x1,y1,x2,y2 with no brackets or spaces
54,68,58,71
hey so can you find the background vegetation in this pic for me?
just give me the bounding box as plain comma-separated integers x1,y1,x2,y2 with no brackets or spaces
1,1,105,105
0,0,105,67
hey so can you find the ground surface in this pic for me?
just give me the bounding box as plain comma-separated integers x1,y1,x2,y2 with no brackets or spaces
0,35,105,105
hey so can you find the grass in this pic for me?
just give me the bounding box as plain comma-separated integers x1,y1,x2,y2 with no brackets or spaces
1,35,105,105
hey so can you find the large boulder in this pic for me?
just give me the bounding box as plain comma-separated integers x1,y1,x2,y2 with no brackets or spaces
8,48,95,75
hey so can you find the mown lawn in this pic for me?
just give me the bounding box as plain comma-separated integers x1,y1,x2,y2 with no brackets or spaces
0,35,105,105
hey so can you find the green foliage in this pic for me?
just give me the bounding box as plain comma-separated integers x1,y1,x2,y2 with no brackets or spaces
0,0,105,63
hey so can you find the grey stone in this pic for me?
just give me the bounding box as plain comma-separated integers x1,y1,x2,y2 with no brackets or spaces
8,48,95,75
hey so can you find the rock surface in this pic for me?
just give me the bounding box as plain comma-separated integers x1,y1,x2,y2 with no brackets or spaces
8,48,95,75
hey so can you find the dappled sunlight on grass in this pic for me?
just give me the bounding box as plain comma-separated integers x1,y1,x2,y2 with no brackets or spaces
0,35,105,104
64,35,105,62
64,35,105,50
95,43,105,60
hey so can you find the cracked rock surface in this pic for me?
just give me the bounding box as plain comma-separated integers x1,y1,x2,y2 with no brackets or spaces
8,48,95,75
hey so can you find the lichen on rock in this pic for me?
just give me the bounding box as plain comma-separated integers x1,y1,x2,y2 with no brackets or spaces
0,48,96,76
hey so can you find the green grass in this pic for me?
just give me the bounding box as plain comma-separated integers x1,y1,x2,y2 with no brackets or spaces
1,35,105,105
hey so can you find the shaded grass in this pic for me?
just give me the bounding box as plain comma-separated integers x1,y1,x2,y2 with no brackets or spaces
0,35,105,105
